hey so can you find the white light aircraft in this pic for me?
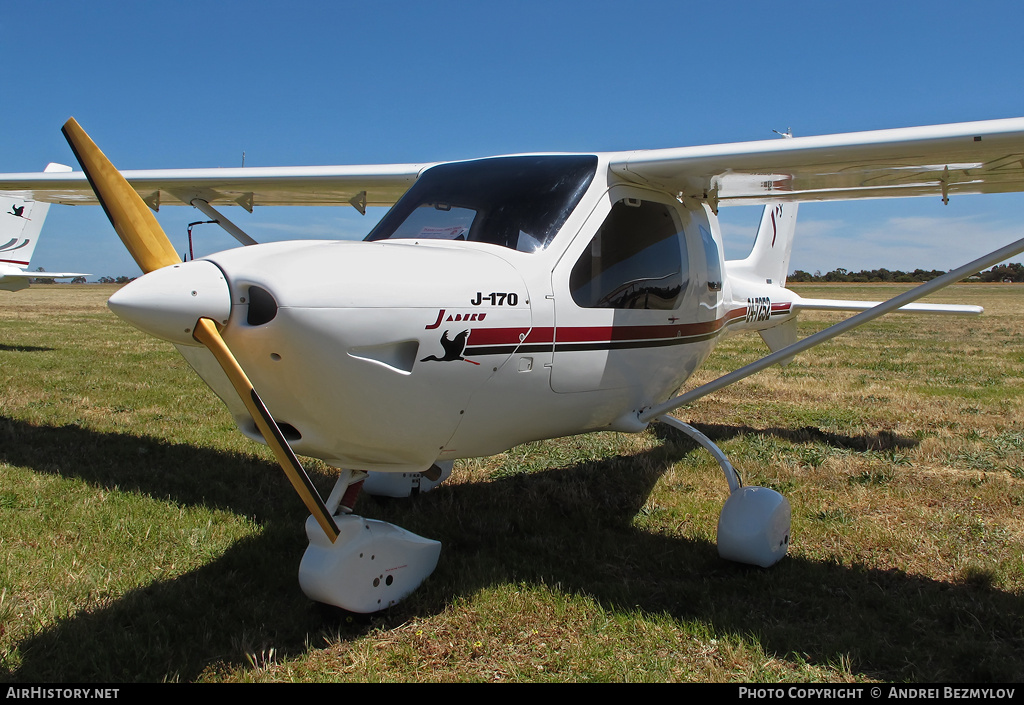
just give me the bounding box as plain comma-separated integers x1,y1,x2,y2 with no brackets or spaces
2,117,1023,613
0,163,88,291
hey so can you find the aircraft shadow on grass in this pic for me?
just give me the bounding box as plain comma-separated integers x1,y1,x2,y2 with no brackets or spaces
0,343,54,353
0,416,1019,682
656,421,920,452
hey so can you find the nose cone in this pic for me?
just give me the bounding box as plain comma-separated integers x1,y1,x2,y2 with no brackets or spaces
108,260,232,346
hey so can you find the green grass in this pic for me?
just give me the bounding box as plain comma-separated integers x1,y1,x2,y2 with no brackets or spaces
1,283,1023,682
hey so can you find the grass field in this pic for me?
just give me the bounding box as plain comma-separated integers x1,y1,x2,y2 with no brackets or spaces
1,282,1022,683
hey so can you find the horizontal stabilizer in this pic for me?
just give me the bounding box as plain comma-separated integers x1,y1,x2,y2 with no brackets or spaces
794,297,982,315
0,271,89,291
4,271,88,279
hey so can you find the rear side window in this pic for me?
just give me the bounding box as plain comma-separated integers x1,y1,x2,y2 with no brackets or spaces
569,199,686,309
700,224,723,292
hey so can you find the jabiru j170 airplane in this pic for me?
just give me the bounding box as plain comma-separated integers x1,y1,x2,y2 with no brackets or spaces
0,162,87,291
1,116,1022,613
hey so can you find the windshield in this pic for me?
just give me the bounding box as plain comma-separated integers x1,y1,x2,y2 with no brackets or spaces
365,155,598,253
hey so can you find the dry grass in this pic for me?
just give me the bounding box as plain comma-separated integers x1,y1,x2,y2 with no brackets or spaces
1,282,1022,683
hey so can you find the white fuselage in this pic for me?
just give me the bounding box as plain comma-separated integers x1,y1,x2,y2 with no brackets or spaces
111,154,798,473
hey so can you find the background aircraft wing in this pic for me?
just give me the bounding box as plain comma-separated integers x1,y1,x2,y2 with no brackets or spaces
609,118,1024,207
0,163,431,211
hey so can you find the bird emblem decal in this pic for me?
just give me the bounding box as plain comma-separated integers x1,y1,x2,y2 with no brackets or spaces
420,330,474,363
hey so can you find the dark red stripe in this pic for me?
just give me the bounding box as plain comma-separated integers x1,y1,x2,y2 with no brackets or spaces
463,303,796,350
468,315,743,348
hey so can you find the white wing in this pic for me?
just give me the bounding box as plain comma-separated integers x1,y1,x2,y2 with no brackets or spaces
608,118,1024,207
0,163,431,210
2,118,1023,211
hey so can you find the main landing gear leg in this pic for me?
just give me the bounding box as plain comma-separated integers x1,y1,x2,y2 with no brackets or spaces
658,416,790,567
298,468,441,613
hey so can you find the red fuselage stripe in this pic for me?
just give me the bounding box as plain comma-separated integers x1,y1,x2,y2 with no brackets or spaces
465,304,779,347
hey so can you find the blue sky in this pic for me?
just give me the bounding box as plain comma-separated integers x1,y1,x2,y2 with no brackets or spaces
3,0,1024,279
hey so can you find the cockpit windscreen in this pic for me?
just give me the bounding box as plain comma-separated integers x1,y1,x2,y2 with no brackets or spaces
365,155,598,253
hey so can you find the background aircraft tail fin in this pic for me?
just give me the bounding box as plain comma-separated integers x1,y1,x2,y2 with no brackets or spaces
0,163,72,268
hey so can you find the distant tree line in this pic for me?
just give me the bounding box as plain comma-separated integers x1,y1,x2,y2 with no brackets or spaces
28,276,89,284
789,263,1024,283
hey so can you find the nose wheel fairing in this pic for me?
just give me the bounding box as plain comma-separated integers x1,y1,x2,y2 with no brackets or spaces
299,513,441,613
296,466,449,612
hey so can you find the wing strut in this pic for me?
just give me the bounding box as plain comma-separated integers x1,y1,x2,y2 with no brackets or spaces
190,198,258,246
637,233,1024,424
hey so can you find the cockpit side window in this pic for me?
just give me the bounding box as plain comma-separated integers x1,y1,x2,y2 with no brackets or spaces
569,199,687,310
366,155,598,252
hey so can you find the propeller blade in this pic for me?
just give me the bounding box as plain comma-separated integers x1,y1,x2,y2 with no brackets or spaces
192,318,340,542
61,117,180,274
63,118,339,542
